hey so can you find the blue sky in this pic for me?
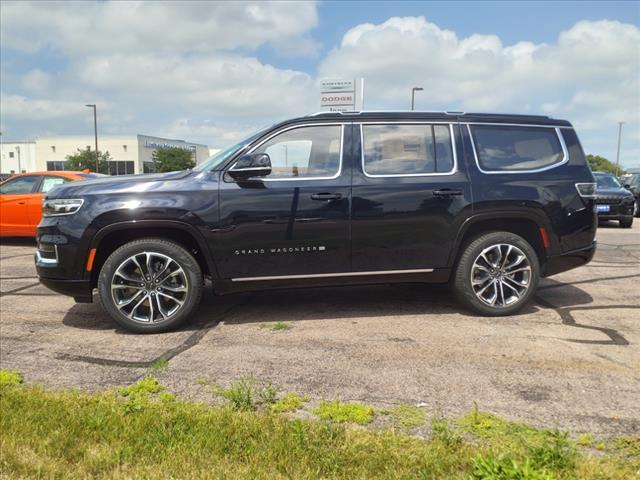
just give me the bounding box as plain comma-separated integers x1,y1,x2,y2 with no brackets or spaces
1,1,639,167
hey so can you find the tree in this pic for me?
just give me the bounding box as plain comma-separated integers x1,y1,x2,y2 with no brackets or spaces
151,147,195,173
586,154,622,175
65,148,111,174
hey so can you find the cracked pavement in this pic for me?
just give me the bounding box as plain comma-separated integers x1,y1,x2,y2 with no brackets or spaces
1,221,638,436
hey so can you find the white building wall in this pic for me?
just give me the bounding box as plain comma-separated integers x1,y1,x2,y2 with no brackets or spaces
0,142,37,174
35,136,139,172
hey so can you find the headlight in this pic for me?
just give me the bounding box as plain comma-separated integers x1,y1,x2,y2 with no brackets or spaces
42,198,85,216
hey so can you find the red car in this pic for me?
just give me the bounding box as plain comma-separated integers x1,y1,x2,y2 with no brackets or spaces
0,171,99,237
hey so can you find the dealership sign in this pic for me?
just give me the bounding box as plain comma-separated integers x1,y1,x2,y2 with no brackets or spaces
320,78,363,112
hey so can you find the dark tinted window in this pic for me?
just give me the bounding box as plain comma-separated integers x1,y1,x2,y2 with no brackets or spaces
594,174,621,189
362,124,454,176
0,175,40,194
108,161,135,175
470,125,564,172
47,161,66,171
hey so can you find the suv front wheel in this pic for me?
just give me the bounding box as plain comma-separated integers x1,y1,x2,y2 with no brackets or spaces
453,232,539,316
98,238,203,333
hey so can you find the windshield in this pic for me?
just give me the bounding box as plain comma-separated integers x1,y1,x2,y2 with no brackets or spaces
595,174,621,189
193,126,272,172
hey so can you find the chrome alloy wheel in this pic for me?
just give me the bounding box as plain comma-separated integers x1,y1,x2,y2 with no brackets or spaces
110,251,189,323
470,243,532,308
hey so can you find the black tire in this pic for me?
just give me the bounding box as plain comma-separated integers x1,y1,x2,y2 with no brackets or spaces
98,238,203,333
633,199,640,218
453,231,540,316
620,217,633,228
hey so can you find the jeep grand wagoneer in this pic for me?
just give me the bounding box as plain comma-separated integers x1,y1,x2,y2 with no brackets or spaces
36,111,597,332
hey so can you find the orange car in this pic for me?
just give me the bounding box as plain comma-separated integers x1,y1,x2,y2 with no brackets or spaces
0,171,99,237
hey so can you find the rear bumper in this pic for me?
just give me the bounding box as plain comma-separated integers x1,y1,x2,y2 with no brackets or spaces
38,276,93,303
544,241,596,277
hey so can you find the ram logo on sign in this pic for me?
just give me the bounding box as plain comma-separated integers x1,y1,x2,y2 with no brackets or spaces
320,78,364,112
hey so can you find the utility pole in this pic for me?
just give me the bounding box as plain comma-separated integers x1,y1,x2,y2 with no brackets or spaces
411,87,423,111
615,121,625,177
16,146,21,173
85,104,99,172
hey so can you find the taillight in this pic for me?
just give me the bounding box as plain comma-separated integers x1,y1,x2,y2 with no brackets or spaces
575,183,596,198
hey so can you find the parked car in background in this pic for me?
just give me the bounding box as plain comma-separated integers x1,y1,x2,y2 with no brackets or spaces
0,171,103,237
622,173,640,217
35,111,598,332
593,171,635,228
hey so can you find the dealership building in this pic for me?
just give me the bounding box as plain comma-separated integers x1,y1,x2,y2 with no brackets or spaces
1,134,210,176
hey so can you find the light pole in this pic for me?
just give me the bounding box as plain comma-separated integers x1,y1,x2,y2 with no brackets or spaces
411,87,423,111
16,146,21,173
85,104,99,172
615,121,625,177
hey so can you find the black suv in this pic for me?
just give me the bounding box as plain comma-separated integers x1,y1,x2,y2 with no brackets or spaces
36,112,597,333
592,172,635,228
623,173,640,218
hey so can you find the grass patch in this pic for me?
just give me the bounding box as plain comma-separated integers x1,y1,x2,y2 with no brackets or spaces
259,321,291,331
270,392,310,413
0,369,22,387
314,400,374,425
214,375,277,411
384,404,426,431
1,375,637,479
150,358,168,371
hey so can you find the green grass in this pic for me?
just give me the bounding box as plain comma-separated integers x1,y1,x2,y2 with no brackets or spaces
313,400,375,425
214,375,278,411
0,369,22,387
150,358,168,371
384,404,426,431
259,321,292,331
270,392,310,413
0,372,638,479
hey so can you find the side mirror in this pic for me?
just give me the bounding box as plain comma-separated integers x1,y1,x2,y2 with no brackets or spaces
623,184,631,189
228,153,271,179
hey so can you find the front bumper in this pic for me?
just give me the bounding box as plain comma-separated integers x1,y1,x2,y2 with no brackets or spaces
544,241,596,277
595,199,635,219
38,276,93,303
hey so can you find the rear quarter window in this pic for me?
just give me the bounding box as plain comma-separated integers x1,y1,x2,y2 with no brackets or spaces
470,125,566,172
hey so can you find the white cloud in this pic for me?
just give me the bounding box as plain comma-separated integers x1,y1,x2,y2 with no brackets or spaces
318,16,639,165
0,1,318,55
0,94,89,120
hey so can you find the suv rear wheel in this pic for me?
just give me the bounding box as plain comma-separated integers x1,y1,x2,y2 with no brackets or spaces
453,232,539,316
98,238,203,333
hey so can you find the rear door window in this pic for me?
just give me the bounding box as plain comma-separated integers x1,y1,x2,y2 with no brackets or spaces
362,124,455,176
469,125,565,172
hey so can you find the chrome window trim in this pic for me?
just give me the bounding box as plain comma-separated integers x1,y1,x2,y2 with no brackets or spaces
229,123,345,182
465,121,573,129
232,268,434,282
359,122,458,178
466,124,570,175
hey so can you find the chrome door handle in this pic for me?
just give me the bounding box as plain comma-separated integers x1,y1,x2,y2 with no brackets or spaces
311,193,342,201
433,189,463,198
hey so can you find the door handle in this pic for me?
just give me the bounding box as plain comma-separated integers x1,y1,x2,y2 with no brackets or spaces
311,193,342,201
17,201,26,205
433,189,463,198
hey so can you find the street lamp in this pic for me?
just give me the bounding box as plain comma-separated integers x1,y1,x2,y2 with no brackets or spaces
411,87,424,111
615,121,625,177
15,146,21,173
85,104,99,172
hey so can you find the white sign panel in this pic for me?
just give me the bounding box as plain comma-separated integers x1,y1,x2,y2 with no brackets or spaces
320,78,358,112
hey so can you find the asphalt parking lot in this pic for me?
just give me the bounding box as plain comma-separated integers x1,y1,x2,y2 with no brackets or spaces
1,222,639,436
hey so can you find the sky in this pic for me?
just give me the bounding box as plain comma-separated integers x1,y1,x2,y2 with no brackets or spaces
1,0,639,167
